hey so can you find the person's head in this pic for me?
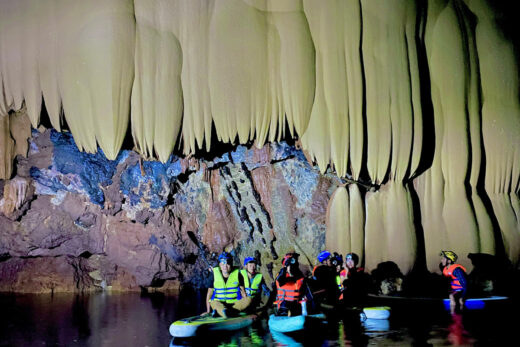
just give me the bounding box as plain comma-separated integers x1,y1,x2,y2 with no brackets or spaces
345,253,359,269
440,251,457,266
243,257,257,274
317,250,332,266
331,252,343,273
218,252,233,274
282,252,299,274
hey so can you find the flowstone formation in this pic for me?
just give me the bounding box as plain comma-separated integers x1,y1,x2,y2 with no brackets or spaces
0,128,339,293
0,0,519,279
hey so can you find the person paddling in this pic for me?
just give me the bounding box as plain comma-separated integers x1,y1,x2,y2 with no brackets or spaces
311,250,340,306
341,252,368,307
440,251,468,314
274,252,312,316
240,257,271,312
206,252,251,318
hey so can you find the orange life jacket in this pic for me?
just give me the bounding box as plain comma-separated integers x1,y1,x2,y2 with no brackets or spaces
443,264,467,291
275,275,305,308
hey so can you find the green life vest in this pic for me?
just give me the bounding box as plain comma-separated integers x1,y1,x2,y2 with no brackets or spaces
240,270,263,297
336,275,343,291
212,267,240,303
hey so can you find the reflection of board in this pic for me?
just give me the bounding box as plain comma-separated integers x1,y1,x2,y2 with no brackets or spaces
268,313,326,333
443,296,509,310
169,313,256,337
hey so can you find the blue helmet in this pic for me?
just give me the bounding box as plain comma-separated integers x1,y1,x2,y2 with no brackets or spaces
218,252,233,264
243,257,256,266
317,250,332,263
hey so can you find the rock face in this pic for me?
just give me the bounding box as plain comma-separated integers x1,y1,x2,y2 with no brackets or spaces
0,129,340,293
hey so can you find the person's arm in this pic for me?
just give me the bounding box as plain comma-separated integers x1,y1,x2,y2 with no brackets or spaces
205,270,214,313
453,267,468,295
276,267,287,286
257,279,271,310
206,288,214,313
238,271,247,298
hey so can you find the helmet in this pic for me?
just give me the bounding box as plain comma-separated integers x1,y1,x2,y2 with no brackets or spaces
243,257,256,266
440,251,458,262
317,250,332,263
331,252,343,267
345,253,359,266
282,253,299,266
218,252,233,265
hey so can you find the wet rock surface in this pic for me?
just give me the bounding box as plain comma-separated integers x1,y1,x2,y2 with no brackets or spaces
0,130,341,293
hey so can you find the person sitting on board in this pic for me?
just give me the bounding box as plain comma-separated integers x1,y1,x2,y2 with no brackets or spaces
240,256,271,313
341,252,369,308
274,252,313,316
205,252,251,318
331,252,344,293
440,250,468,314
310,250,340,306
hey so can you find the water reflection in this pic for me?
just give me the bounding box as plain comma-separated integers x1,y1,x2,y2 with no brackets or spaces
0,293,517,346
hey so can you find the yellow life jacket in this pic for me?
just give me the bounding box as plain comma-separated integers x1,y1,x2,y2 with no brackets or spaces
240,270,263,297
336,275,343,291
212,267,241,303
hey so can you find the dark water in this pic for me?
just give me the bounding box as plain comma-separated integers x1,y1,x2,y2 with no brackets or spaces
0,292,517,346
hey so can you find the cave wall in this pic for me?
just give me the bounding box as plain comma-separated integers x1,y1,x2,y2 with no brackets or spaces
0,128,338,292
0,0,519,285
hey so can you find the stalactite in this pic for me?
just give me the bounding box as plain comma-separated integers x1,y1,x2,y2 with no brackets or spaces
467,0,520,264
58,0,134,159
0,114,14,180
132,0,183,162
0,1,24,112
0,0,518,270
9,110,32,158
326,185,350,255
178,0,214,155
364,189,386,271
39,0,62,131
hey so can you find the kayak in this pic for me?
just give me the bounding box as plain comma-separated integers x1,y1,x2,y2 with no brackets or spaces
321,303,391,320
368,294,510,311
268,313,326,333
363,306,391,320
267,306,390,334
443,296,509,311
169,312,256,337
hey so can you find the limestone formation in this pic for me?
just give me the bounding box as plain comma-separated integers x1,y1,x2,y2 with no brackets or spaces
0,1,519,285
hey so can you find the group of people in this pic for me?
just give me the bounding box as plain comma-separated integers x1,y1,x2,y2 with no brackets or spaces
275,251,369,316
203,249,468,318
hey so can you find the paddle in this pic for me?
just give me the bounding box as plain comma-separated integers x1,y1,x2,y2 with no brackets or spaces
187,230,213,268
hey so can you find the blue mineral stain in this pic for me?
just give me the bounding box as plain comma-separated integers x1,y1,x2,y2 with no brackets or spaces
149,234,183,262
29,166,68,192
230,145,247,163
120,155,182,209
213,152,231,166
30,130,129,206
271,141,308,164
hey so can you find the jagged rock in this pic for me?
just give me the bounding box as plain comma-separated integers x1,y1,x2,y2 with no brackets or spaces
0,176,34,219
0,129,333,292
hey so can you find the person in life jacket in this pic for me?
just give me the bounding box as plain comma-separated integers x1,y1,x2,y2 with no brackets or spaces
341,252,368,307
331,252,344,292
311,250,340,306
240,257,271,312
274,252,313,316
205,252,251,318
440,250,468,314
